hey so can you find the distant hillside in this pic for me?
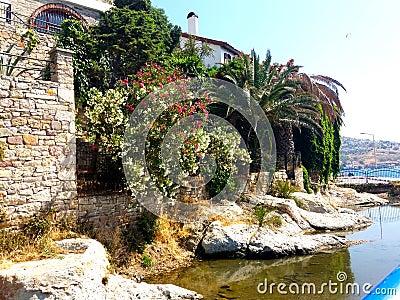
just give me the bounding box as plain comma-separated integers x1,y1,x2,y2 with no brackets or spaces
340,136,400,169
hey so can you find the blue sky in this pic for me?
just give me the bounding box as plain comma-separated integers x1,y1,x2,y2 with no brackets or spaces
152,0,400,142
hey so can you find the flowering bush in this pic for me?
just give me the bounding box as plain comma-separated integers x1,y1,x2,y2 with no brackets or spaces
83,62,251,198
84,88,127,156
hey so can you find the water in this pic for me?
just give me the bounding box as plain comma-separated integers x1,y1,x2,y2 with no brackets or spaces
149,206,400,300
339,168,400,179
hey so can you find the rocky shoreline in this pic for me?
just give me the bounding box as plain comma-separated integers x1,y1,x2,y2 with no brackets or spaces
0,239,203,300
0,186,389,299
197,187,376,259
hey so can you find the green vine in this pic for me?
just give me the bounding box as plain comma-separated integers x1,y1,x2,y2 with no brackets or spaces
22,29,40,54
301,165,311,193
0,29,40,77
295,106,342,184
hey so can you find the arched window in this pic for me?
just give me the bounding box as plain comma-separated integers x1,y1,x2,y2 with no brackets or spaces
30,3,87,34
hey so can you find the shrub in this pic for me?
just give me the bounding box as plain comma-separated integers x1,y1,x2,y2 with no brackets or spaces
270,180,298,199
123,210,158,253
301,165,312,194
266,215,282,227
254,205,268,227
253,205,278,227
22,212,53,240
141,254,153,268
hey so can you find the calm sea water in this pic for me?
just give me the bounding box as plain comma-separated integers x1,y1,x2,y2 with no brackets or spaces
340,168,400,179
149,206,400,300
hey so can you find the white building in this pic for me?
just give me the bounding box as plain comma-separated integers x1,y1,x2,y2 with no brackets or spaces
181,12,241,67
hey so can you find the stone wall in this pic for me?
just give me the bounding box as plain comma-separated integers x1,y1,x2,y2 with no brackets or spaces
0,13,138,230
78,192,137,230
5,0,108,26
0,48,76,225
0,22,57,80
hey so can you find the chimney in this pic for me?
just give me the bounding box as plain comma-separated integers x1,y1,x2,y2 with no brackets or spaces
187,12,198,36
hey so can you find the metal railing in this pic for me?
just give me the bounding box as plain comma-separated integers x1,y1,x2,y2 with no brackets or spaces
338,168,400,184
0,51,54,80
0,1,29,28
0,1,67,34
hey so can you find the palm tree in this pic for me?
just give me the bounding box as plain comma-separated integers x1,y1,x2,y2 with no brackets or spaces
218,51,321,164
216,50,346,181
296,73,346,123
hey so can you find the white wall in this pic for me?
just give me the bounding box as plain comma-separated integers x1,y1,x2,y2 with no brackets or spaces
63,0,112,12
181,36,237,67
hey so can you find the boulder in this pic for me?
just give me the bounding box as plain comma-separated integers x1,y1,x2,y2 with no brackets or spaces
248,229,350,258
201,221,258,257
0,238,202,300
328,186,389,207
200,223,352,258
292,192,337,213
248,194,373,232
300,209,373,231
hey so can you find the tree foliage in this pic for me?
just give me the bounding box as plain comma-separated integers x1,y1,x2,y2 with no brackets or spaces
57,20,106,103
294,108,342,183
215,50,321,161
57,0,181,97
216,50,345,182
95,4,181,85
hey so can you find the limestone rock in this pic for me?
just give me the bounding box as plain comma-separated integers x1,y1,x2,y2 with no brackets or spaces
292,191,337,213
201,221,258,257
200,222,351,259
0,238,202,300
105,276,203,300
300,209,373,231
328,186,389,207
248,230,350,258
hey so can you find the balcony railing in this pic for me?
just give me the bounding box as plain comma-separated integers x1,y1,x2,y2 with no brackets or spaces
0,1,68,34
0,50,53,80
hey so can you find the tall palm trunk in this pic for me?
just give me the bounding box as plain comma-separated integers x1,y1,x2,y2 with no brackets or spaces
274,122,295,170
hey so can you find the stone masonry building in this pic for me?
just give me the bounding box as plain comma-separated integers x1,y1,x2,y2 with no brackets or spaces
0,0,138,230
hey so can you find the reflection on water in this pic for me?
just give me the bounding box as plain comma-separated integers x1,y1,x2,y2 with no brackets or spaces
149,206,400,300
348,206,400,293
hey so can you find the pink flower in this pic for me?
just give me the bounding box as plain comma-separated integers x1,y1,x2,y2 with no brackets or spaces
91,145,97,151
120,78,129,86
126,104,134,111
139,82,145,88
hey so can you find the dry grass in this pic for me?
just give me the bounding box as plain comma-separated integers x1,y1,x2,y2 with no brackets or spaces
0,213,80,268
116,216,194,280
155,217,190,256
0,209,195,281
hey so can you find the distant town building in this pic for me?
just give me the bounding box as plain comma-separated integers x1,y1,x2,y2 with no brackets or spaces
181,12,241,67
